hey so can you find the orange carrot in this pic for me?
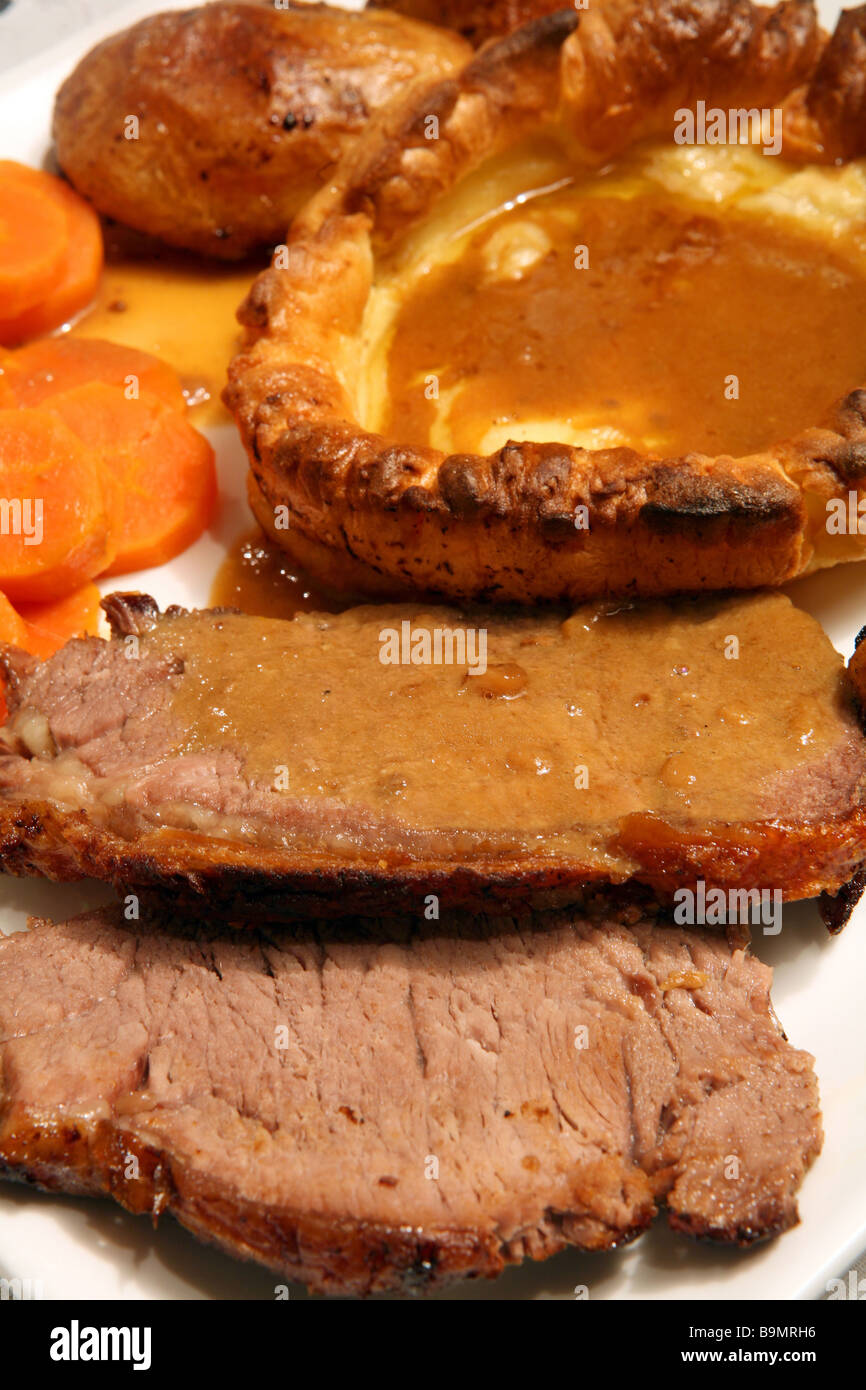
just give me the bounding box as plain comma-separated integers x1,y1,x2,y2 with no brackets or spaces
0,337,186,412
0,407,115,601
0,589,28,648
0,178,103,346
16,582,102,660
0,162,70,319
45,382,216,575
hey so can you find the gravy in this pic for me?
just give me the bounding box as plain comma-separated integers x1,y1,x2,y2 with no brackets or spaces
70,226,263,426
145,592,856,848
381,188,866,459
210,529,340,620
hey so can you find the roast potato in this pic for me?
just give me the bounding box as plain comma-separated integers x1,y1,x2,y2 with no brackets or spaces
53,1,471,259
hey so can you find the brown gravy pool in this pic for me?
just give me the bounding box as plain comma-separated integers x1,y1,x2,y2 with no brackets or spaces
381,190,866,458
70,226,263,427
211,529,340,620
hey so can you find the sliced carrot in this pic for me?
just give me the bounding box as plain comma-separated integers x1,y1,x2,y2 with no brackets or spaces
0,179,103,346
0,337,186,412
0,590,28,648
0,162,70,319
16,581,101,660
0,407,115,601
45,382,216,575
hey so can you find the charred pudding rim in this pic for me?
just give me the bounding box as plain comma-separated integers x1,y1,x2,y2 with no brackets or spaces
224,0,866,600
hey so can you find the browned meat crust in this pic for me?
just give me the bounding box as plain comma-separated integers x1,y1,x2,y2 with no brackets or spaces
1,592,865,924
3,802,866,924
225,0,866,603
819,865,866,934
0,905,822,1295
52,2,470,259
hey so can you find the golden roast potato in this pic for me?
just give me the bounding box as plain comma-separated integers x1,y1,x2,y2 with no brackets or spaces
53,1,471,259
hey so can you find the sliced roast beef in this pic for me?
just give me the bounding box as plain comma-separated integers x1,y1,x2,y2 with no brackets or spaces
0,903,821,1296
0,591,865,921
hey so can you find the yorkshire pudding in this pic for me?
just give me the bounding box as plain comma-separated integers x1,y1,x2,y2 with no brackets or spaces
226,0,866,605
369,0,566,46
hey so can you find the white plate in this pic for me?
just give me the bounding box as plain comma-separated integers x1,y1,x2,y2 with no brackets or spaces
0,0,864,1302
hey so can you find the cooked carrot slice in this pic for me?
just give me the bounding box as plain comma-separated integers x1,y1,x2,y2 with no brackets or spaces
0,162,69,319
16,581,102,660
0,179,103,346
0,407,114,601
44,382,216,575
0,337,186,412
0,589,28,648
